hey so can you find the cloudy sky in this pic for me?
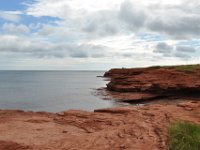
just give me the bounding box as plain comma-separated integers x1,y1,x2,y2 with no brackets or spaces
0,0,200,70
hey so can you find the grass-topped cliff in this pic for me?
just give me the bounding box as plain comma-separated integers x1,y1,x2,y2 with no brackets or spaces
104,64,200,102
104,64,200,77
156,64,200,72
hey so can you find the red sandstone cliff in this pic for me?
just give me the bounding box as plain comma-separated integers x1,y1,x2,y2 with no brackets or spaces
104,65,200,102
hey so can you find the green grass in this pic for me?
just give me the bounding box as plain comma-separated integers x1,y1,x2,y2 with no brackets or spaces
148,64,200,72
109,64,200,73
166,64,200,72
168,121,200,150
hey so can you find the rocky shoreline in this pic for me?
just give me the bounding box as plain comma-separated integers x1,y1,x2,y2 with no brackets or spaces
0,101,199,150
104,66,200,103
0,65,200,150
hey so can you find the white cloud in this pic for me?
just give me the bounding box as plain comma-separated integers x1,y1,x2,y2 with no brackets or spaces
0,11,21,22
26,0,123,17
0,0,200,69
0,35,107,59
25,0,200,40
3,23,29,35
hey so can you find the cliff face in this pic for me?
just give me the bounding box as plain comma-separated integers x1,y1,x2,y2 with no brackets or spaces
104,66,200,102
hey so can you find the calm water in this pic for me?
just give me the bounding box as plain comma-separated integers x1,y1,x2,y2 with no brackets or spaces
0,71,118,112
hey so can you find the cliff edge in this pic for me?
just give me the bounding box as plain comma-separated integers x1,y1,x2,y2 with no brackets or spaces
104,65,200,102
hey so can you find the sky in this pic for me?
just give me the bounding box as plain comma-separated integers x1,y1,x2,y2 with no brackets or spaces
0,0,200,70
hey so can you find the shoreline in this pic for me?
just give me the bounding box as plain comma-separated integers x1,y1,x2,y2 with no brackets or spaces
0,65,200,149
0,100,199,150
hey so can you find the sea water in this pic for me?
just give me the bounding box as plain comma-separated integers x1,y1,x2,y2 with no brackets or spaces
0,71,117,112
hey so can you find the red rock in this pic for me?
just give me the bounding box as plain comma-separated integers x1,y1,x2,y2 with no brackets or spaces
0,101,199,150
104,66,200,102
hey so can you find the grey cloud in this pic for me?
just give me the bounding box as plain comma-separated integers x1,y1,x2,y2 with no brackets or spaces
25,0,200,40
82,10,119,37
87,1,200,39
145,0,200,39
155,42,173,53
174,53,191,59
176,46,196,53
154,42,174,57
70,52,88,58
68,44,107,58
153,42,197,59
91,53,105,58
0,35,107,59
82,1,146,37
82,0,200,39
147,16,200,39
26,0,200,41
175,0,200,15
31,43,107,59
112,52,147,59
122,53,132,58
119,1,146,30
173,45,196,60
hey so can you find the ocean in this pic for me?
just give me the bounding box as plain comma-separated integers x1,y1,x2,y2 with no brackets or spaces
0,71,118,112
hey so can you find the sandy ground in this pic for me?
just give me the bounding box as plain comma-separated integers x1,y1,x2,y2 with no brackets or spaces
0,100,199,150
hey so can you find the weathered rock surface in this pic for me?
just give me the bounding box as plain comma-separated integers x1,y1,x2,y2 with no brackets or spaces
0,101,199,150
104,67,200,102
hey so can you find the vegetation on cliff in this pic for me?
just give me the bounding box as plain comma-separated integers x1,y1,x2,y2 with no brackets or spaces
162,64,200,72
104,64,200,77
